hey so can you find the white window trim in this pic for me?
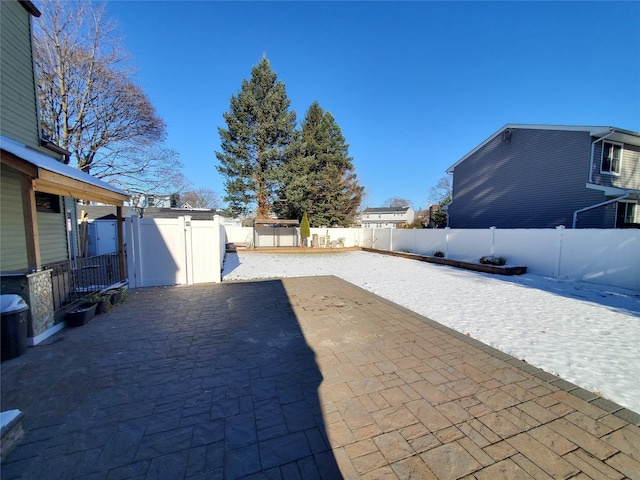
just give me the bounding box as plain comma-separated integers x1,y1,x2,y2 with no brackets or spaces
600,141,623,176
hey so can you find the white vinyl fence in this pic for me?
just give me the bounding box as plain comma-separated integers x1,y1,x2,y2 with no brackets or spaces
125,215,225,287
368,227,639,291
224,225,637,290
115,219,637,290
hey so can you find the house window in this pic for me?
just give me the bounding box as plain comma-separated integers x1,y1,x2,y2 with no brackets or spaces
617,202,636,227
601,142,622,175
35,192,61,213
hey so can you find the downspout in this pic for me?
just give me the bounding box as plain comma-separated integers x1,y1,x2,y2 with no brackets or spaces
589,129,615,184
572,193,629,229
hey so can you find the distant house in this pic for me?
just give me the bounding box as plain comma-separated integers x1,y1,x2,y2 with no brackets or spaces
0,0,128,342
360,206,415,228
446,124,640,229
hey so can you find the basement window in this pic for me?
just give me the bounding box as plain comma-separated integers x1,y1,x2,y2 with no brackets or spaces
35,192,61,213
601,142,622,175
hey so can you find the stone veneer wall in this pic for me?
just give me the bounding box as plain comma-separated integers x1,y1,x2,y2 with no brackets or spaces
1,270,55,338
25,270,55,337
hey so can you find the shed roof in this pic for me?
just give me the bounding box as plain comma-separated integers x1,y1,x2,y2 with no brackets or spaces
254,219,300,226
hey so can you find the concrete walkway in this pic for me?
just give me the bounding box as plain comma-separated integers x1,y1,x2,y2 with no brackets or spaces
1,276,638,479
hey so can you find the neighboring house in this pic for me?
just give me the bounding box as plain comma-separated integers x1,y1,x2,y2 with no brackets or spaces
360,206,415,228
0,0,128,343
446,124,640,229
129,192,179,209
78,205,222,221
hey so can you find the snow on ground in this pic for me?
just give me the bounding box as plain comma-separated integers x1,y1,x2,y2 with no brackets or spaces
222,250,640,413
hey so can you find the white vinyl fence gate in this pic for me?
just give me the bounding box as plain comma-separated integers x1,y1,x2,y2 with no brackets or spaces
125,215,226,288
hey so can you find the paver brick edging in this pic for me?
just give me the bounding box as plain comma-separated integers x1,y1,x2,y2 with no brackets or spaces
326,275,640,426
362,247,528,275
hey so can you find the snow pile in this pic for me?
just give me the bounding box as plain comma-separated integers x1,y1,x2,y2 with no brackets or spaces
223,250,640,413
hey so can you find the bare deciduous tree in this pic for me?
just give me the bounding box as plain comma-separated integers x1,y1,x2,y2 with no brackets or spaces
34,0,179,193
181,188,221,209
384,197,411,208
429,175,452,205
94,146,188,193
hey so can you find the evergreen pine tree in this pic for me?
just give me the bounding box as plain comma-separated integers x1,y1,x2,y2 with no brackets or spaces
275,101,363,226
216,57,299,218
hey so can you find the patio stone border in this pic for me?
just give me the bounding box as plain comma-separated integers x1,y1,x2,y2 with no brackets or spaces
334,276,640,426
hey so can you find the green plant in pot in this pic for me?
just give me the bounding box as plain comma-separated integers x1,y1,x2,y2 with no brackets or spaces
88,292,112,314
108,286,127,306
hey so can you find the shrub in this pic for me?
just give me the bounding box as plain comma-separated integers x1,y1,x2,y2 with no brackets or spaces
479,255,506,266
300,211,310,245
118,286,128,303
433,251,445,258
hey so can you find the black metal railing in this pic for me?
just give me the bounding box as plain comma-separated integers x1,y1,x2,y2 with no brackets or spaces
45,253,123,311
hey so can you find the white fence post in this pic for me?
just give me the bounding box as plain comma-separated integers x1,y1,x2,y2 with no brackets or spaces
183,216,193,285
490,226,496,256
554,225,565,278
215,215,224,283
130,215,143,288
124,217,134,287
445,227,450,258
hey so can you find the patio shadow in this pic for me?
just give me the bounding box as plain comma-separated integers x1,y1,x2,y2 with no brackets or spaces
0,280,341,479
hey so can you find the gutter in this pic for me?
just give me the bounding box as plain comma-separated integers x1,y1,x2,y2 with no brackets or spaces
40,139,72,164
588,129,615,184
572,193,629,229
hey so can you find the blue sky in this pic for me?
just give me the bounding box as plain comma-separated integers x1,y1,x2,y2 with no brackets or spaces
105,1,640,211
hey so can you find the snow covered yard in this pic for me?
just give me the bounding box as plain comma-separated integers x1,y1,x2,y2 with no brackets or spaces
222,250,640,414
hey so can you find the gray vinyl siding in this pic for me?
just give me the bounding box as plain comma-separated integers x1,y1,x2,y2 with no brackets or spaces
591,142,640,190
448,128,606,228
576,202,617,228
0,1,40,149
0,166,28,271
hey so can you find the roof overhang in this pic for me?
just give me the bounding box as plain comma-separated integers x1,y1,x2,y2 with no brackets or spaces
446,124,640,173
586,183,640,200
589,127,640,147
1,135,129,206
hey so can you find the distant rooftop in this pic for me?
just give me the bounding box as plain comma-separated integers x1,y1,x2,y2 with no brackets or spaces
362,206,412,213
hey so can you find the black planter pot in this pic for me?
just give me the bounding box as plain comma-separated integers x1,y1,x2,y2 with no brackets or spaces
109,290,122,305
65,303,97,327
95,298,110,315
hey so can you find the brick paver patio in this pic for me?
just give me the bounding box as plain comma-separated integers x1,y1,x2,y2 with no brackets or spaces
1,276,639,479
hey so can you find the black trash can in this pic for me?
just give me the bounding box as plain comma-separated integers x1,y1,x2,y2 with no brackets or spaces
1,294,29,361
